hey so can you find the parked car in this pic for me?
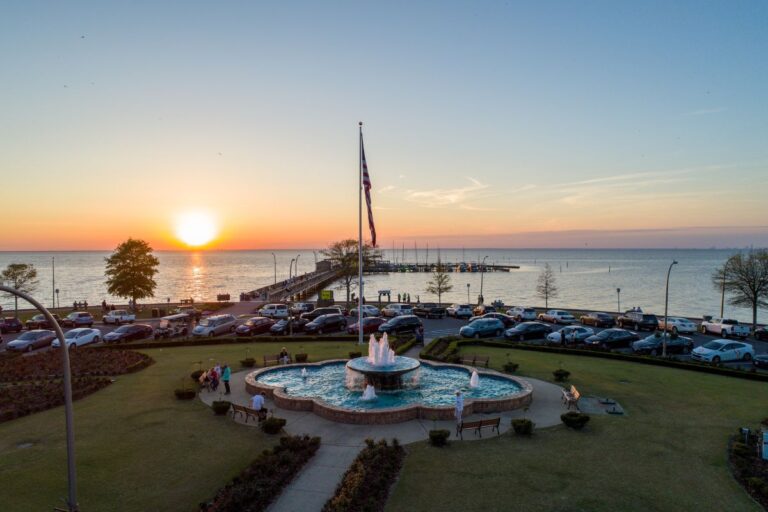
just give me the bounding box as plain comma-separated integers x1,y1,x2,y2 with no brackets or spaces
584,328,640,350
545,326,595,345
25,313,61,330
304,314,347,334
347,316,387,335
580,312,615,328
259,304,289,319
300,307,343,322
755,327,768,341
192,314,238,337
538,310,576,324
691,340,754,363
270,318,308,335
174,306,202,321
52,327,102,348
102,310,136,325
446,304,473,319
504,322,552,341
617,311,659,332
60,311,95,328
657,317,697,335
7,329,56,352
472,304,496,316
378,315,422,335
153,314,192,339
631,333,694,355
413,303,447,319
0,317,23,333
700,317,750,338
506,306,537,322
381,304,414,318
290,302,315,315
104,324,154,343
468,313,516,328
235,317,275,336
349,305,381,318
459,318,505,339
753,354,768,369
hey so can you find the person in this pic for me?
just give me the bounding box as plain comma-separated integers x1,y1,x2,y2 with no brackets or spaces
221,364,231,394
198,369,210,391
416,325,425,346
250,392,268,420
101,299,107,312
397,293,401,303
279,347,290,365
209,367,219,391
454,391,464,424
560,329,566,346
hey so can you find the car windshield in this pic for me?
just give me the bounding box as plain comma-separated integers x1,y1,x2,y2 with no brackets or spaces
703,341,724,350
64,331,80,339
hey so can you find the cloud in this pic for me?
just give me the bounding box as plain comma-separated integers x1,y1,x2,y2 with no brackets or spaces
378,185,395,194
405,178,489,208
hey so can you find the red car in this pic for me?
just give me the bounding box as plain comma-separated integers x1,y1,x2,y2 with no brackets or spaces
347,317,386,335
0,317,23,334
25,313,61,330
235,317,275,336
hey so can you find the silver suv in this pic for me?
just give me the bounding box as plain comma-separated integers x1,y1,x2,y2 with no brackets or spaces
507,306,537,322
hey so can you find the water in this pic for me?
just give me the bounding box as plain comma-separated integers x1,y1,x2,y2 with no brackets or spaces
255,361,523,411
0,249,762,323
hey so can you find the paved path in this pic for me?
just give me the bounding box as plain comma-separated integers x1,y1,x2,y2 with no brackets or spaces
199,365,569,512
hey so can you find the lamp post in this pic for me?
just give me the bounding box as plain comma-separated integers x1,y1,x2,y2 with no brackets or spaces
55,288,60,310
312,250,317,267
662,260,678,357
295,254,300,278
479,255,488,305
467,283,470,303
271,253,277,284
289,259,295,282
616,288,621,314
0,285,77,511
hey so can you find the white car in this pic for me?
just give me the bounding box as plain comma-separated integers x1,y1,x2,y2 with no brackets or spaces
700,317,750,338
691,340,754,364
52,328,102,348
538,310,577,324
259,304,289,319
381,304,413,318
506,306,537,322
446,304,473,319
102,309,136,325
192,314,238,337
350,305,380,318
658,317,697,334
545,326,594,344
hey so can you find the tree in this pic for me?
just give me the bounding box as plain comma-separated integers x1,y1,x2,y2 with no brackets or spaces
321,239,379,306
1,263,39,316
711,250,768,332
104,238,160,309
536,263,559,309
425,258,453,305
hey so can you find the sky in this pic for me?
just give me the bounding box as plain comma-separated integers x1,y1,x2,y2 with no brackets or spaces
1,1,767,250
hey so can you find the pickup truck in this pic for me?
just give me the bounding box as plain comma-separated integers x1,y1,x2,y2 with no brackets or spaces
700,317,750,338
102,309,136,325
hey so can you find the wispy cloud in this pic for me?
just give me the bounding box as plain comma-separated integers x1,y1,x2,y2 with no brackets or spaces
378,185,395,194
680,107,727,117
405,178,489,208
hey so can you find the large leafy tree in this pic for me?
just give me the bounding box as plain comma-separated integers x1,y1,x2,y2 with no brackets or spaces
712,250,768,332
104,239,160,309
321,239,379,306
1,263,39,316
425,258,453,305
536,263,559,309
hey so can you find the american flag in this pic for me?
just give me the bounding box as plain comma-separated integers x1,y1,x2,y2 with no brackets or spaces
361,139,376,247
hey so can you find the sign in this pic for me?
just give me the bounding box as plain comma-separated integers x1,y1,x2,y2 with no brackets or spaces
763,430,768,461
320,290,334,301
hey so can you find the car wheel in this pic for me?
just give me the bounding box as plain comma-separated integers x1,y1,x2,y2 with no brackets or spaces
743,353,752,362
600,343,608,350
93,336,100,343
318,328,324,335
721,330,728,339
682,346,690,354
115,320,120,326
700,326,707,334
650,348,658,356
671,327,678,335
712,356,721,364
474,333,481,339
634,323,640,331
495,329,502,337
519,334,525,342
26,344,33,352
208,332,215,338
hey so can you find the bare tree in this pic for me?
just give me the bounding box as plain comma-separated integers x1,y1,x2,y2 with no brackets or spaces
321,239,379,307
536,263,559,309
425,258,453,305
1,263,39,317
711,250,768,332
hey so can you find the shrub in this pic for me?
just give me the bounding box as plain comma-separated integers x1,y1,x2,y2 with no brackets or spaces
261,417,287,435
240,358,256,368
348,351,362,359
212,400,231,415
0,348,153,382
295,353,308,363
191,370,204,381
503,361,519,373
0,378,111,424
731,441,750,457
553,368,571,382
511,418,534,436
561,411,590,430
429,429,450,447
174,388,196,400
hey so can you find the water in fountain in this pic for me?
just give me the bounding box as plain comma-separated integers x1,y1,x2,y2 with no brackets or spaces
301,368,308,378
361,384,377,401
469,370,480,388
368,333,396,366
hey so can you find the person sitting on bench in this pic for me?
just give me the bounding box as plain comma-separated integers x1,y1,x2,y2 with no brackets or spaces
279,347,290,365
250,392,268,419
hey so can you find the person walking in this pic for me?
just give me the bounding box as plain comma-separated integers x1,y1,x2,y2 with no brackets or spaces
222,364,231,394
454,391,464,425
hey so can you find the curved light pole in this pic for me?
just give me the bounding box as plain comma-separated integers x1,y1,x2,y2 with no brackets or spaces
0,285,77,511
466,283,470,303
616,288,621,314
479,255,488,305
271,252,277,284
289,258,295,282
662,260,678,357
294,254,301,278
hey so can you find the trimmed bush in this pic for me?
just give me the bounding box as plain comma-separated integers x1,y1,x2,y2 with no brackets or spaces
0,348,153,382
561,411,590,430
261,417,287,435
295,353,308,363
429,429,450,447
0,378,111,423
553,369,571,382
511,418,534,436
174,388,196,400
503,361,519,373
211,400,231,415
240,358,256,368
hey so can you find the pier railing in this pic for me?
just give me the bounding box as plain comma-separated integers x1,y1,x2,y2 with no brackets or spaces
245,268,341,303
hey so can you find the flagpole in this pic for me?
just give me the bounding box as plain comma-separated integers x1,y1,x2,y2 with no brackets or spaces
358,122,364,346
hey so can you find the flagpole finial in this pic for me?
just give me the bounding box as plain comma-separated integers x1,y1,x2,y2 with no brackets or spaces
359,121,363,126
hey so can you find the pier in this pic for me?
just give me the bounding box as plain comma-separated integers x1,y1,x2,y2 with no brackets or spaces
244,268,341,303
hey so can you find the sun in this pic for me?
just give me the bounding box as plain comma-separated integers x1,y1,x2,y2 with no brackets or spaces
175,212,218,247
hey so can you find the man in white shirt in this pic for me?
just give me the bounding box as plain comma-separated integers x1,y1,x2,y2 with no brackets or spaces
250,392,266,411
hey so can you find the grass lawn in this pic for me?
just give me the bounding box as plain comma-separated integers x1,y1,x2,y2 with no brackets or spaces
388,346,768,512
0,341,352,512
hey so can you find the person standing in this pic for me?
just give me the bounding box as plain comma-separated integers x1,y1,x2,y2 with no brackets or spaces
222,364,231,394
454,391,464,425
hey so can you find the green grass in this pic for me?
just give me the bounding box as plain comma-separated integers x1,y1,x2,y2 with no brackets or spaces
387,346,768,512
0,341,353,512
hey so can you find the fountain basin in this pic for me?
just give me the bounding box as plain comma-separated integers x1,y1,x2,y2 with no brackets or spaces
346,356,421,391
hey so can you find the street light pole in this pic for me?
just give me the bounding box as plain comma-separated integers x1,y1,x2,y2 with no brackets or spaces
271,253,277,284
479,255,488,305
662,260,678,358
289,259,295,281
616,288,621,314
0,285,77,511
467,283,470,303
295,254,300,278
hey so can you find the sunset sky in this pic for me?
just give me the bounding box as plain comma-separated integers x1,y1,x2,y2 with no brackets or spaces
1,1,767,250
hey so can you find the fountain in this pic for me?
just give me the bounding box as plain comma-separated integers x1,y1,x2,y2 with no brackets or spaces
301,368,308,378
469,370,480,388
361,384,377,401
345,334,421,391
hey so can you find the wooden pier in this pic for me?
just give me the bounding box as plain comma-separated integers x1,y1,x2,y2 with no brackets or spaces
244,268,341,303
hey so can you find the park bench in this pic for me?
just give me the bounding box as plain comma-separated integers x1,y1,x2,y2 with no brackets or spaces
456,417,501,439
459,354,490,368
562,385,581,410
180,298,194,305
263,354,292,366
231,403,267,424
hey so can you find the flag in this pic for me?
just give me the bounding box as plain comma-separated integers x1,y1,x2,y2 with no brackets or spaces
361,140,376,247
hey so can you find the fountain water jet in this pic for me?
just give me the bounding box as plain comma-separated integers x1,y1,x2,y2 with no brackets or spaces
346,333,421,391
469,370,480,388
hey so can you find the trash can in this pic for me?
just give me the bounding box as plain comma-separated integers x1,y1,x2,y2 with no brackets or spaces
151,308,159,318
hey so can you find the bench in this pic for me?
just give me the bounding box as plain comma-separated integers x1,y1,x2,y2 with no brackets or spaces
562,385,581,410
231,403,267,424
264,354,292,366
180,298,194,305
459,354,490,368
456,417,501,439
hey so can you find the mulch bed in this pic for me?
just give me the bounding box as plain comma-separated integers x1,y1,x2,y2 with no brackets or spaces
728,425,768,509
0,348,153,382
0,378,112,423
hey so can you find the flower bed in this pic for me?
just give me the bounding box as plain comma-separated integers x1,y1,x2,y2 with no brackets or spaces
0,349,154,382
0,378,111,423
199,435,320,512
323,438,405,512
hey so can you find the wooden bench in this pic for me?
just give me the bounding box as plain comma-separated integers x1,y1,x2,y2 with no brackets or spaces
231,403,267,424
456,417,501,439
459,354,490,368
562,385,581,410
263,354,292,366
